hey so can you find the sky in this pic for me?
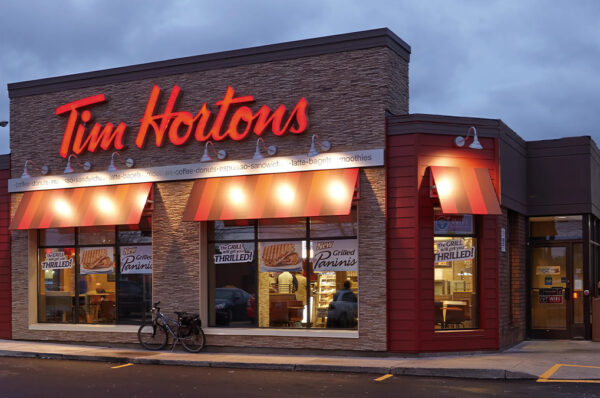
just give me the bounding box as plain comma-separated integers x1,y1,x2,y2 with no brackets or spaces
0,0,599,154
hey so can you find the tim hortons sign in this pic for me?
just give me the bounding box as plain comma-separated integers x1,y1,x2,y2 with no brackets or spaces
56,85,309,158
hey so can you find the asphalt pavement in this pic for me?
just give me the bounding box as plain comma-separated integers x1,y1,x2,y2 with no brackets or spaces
1,339,600,381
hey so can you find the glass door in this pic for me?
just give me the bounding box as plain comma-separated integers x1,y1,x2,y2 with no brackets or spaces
530,245,570,338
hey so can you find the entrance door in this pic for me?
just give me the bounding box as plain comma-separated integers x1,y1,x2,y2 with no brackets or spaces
529,244,585,339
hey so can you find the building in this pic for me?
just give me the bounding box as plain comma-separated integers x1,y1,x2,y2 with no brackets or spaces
4,28,599,353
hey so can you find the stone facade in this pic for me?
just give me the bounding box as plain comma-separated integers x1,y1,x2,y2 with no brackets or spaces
498,208,527,348
9,43,408,352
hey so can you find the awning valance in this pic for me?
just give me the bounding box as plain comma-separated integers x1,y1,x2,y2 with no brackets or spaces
430,166,501,215
10,183,152,230
183,169,358,221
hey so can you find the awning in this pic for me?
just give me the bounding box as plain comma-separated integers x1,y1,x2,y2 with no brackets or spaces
429,166,501,215
10,183,152,230
183,169,358,221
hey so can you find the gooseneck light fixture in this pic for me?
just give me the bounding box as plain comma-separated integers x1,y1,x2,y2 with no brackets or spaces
253,137,278,160
308,134,332,157
21,160,49,179
201,141,227,162
107,151,135,172
454,126,483,150
64,154,92,174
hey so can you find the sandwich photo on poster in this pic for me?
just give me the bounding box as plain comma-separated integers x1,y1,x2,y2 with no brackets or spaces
79,247,114,274
259,241,302,272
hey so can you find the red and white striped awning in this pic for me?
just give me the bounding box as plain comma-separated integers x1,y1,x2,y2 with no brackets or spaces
430,166,501,215
10,183,152,230
183,169,358,221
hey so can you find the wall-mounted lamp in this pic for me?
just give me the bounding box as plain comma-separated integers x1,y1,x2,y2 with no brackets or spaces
454,126,483,150
201,141,227,162
64,154,92,174
253,137,278,160
107,151,135,172
308,134,331,157
21,160,49,179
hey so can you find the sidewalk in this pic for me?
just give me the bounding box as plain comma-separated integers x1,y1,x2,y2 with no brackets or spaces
1,339,600,380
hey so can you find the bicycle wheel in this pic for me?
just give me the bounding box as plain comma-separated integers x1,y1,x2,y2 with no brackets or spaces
138,322,168,350
181,324,206,353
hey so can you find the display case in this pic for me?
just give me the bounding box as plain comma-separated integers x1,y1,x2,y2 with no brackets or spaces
314,272,336,327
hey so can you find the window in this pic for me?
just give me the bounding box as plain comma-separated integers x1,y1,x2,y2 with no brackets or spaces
37,217,152,325
530,216,583,240
434,209,478,330
208,211,358,330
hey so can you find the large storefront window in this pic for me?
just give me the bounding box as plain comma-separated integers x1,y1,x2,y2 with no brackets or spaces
433,210,478,329
208,209,358,329
37,218,152,324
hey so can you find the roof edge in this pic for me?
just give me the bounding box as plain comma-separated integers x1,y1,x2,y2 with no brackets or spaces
8,28,411,99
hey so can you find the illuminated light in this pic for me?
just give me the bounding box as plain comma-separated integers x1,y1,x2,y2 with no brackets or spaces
328,180,347,202
137,193,148,208
277,184,295,204
53,199,72,216
97,196,115,214
435,178,452,196
573,292,579,299
228,186,246,205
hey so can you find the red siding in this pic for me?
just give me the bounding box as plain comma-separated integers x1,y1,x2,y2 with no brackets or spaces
0,168,10,339
387,133,499,353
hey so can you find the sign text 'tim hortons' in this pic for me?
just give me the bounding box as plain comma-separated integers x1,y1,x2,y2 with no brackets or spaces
55,85,309,158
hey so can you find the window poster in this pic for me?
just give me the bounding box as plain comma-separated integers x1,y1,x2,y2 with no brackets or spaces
120,246,152,274
41,249,73,270
259,241,302,272
312,239,358,272
535,266,561,275
214,243,254,265
434,213,474,235
434,238,475,264
79,247,114,274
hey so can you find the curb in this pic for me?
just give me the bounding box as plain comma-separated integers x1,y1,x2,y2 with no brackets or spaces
0,350,539,380
391,367,537,380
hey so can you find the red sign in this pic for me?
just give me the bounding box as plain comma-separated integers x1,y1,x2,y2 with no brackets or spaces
56,85,309,158
539,295,563,304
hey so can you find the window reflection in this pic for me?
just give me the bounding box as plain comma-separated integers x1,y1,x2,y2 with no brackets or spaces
530,216,582,240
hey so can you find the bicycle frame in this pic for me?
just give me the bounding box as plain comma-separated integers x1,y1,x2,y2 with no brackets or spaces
154,311,187,351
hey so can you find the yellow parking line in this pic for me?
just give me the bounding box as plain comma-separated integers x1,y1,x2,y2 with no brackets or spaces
374,374,393,382
537,363,600,383
537,363,562,381
111,363,134,369
560,364,600,369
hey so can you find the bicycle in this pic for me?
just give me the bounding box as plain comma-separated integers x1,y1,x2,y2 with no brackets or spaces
138,301,206,353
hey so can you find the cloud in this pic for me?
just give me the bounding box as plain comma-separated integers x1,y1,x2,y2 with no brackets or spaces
1,0,599,153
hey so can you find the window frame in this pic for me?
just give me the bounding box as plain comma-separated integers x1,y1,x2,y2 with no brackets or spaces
37,220,152,325
433,208,480,331
207,210,359,330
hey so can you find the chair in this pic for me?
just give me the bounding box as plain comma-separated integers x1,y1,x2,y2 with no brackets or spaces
270,301,289,323
270,294,294,319
287,300,304,323
99,300,116,322
444,306,466,328
434,301,444,328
